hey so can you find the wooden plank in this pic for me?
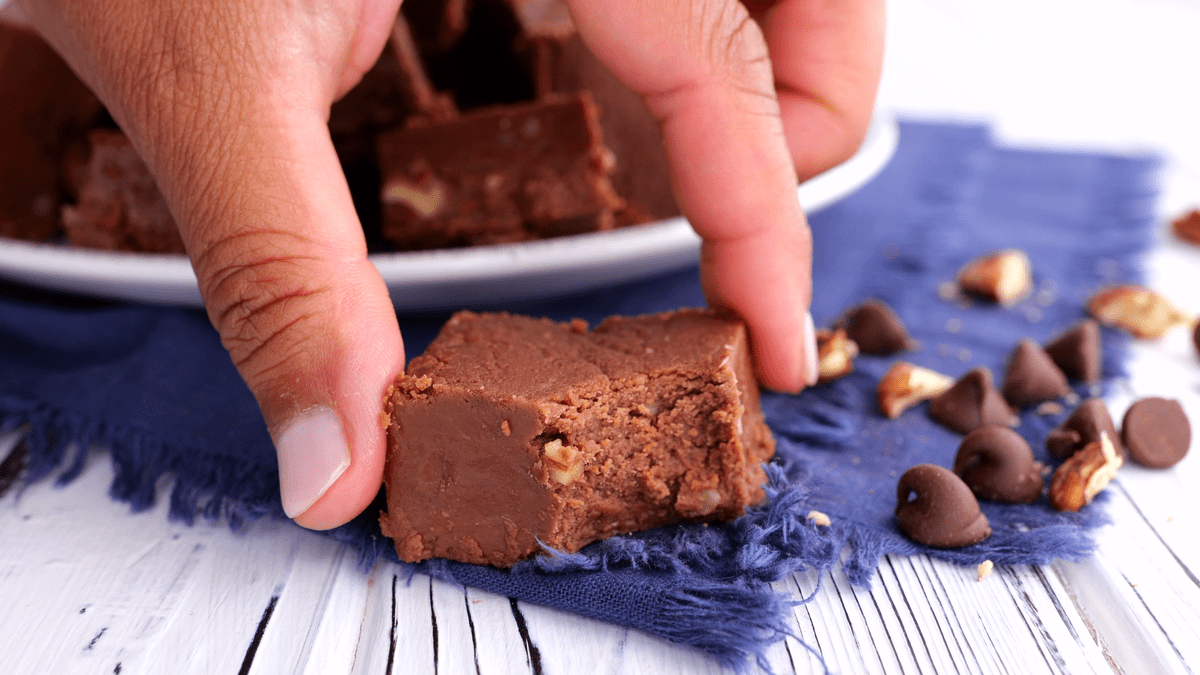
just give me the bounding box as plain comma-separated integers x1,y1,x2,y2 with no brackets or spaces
246,534,352,675
518,597,728,675
0,448,314,675
463,586,535,675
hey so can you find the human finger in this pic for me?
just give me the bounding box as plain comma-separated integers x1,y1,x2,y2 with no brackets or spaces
19,0,407,529
567,0,818,392
757,0,885,181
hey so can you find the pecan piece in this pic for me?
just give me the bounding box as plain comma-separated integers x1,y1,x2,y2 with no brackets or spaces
1048,432,1122,512
1087,284,1195,339
542,439,584,485
816,328,859,383
877,362,955,419
957,249,1033,306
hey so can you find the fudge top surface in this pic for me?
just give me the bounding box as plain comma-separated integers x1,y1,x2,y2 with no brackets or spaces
377,93,600,172
404,309,747,401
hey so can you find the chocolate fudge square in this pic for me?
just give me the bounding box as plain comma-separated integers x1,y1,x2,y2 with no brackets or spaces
507,0,680,221
60,129,184,254
380,309,776,567
376,92,623,249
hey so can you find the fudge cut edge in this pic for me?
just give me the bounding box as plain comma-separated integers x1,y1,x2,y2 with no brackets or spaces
379,309,775,567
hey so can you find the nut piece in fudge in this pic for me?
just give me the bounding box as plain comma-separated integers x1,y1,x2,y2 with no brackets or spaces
376,92,623,249
379,309,776,567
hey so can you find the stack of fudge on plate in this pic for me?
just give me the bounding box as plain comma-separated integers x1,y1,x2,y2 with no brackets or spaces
0,0,679,254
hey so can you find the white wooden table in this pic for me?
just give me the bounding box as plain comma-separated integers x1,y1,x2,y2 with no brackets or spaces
4,1,1200,673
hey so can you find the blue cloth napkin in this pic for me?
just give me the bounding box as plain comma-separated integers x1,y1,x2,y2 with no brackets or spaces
0,122,1160,671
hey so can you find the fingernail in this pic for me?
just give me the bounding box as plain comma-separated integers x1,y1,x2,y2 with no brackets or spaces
801,310,819,387
276,406,351,519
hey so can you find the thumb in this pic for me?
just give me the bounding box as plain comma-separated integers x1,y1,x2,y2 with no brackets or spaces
184,115,404,530
21,0,406,529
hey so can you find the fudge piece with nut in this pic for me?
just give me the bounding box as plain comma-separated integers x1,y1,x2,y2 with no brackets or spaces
375,91,622,249
379,309,776,567
506,0,680,223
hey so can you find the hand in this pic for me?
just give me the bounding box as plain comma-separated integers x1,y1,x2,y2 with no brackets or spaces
567,0,885,393
17,0,407,530
16,0,882,532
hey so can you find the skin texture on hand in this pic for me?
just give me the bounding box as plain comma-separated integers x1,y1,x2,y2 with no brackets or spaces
14,0,882,529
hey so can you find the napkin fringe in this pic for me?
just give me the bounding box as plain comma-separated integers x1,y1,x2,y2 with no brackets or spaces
648,579,795,673
1,396,281,527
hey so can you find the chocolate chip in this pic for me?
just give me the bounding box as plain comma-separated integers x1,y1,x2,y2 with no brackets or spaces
1121,397,1191,469
895,464,991,548
929,367,1017,434
1001,339,1071,407
840,300,912,355
1044,319,1102,383
954,425,1044,503
1193,322,1200,360
1046,398,1123,460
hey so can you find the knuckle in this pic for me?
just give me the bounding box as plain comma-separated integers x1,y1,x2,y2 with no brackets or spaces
193,230,331,385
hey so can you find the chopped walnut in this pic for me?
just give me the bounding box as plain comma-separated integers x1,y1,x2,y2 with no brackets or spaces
1087,284,1196,339
816,328,859,383
878,362,955,418
381,164,446,219
957,249,1033,306
543,439,584,485
1049,432,1123,512
977,560,995,581
807,510,832,527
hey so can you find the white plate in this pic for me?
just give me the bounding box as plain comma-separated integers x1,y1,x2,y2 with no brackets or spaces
0,115,898,310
